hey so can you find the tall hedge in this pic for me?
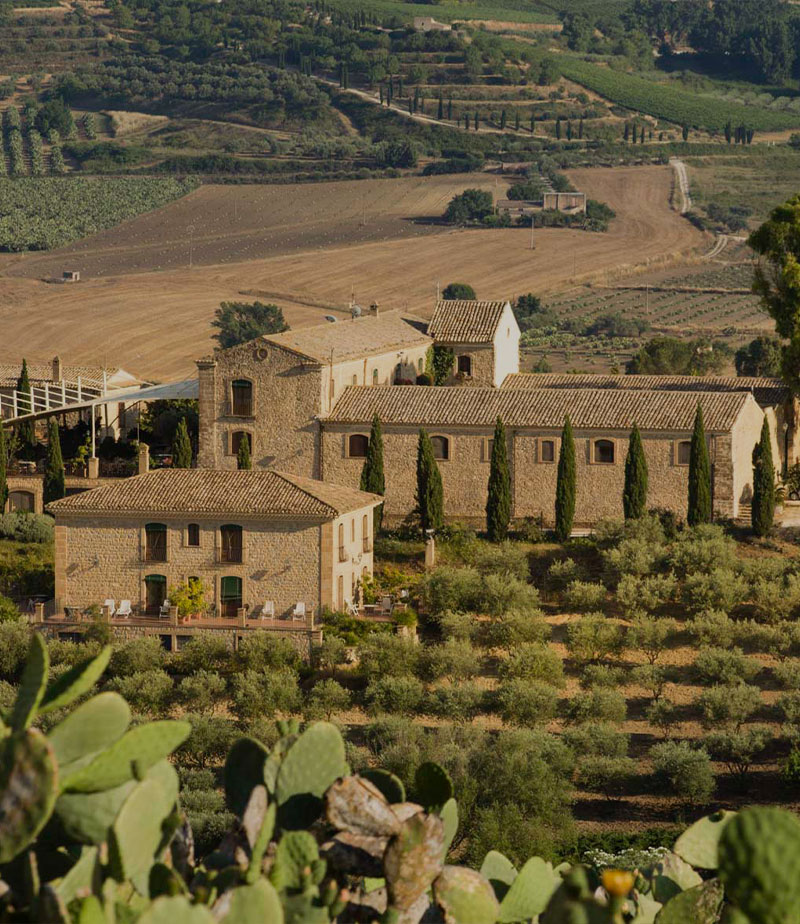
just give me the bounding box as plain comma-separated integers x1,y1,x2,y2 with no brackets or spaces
15,359,35,455
688,404,712,527
752,416,775,537
623,423,648,519
416,429,443,533
43,417,65,505
555,415,576,542
172,416,193,469
360,414,385,533
486,416,511,542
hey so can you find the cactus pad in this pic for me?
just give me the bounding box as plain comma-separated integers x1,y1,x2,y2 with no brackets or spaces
384,812,445,910
224,737,269,817
718,806,800,924
62,719,190,793
137,895,216,924
439,798,458,860
673,810,735,870
480,851,517,900
655,880,724,924
10,634,49,732
414,762,452,813
271,830,320,891
108,777,173,892
48,692,130,774
218,881,283,923
361,769,406,804
498,857,558,923
0,728,58,863
40,646,112,715
275,722,347,829
434,866,499,924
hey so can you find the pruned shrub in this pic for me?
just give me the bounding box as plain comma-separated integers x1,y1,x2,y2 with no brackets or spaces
566,614,626,664
0,511,53,543
420,638,481,681
304,678,351,721
497,679,559,726
627,615,677,664
735,620,793,657
563,723,629,758
647,698,678,737
106,669,173,716
477,610,550,649
688,609,736,648
579,664,624,690
237,632,301,671
547,557,582,591
670,525,737,576
564,688,627,725
481,572,539,617
109,636,166,677
632,663,668,700
426,682,484,722
500,642,564,687
421,566,482,615
706,728,772,783
181,789,225,814
750,573,800,623
577,756,637,800
365,675,425,715
698,683,762,731
650,740,714,804
616,573,676,614
179,768,216,791
357,634,420,678
775,660,800,690
173,632,232,674
467,541,530,581
564,580,607,612
178,670,226,715
694,647,760,686
439,610,476,642
603,537,664,579
683,568,749,612
229,667,301,722
177,714,238,768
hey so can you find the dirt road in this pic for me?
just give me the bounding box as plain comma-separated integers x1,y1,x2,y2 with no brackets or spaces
0,166,705,381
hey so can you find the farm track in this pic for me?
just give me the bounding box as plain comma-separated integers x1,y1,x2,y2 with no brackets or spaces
0,165,706,380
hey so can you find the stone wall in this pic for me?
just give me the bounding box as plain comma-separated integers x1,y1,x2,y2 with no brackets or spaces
322,421,759,526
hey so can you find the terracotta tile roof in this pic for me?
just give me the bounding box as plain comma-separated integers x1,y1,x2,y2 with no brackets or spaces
259,311,431,364
428,300,509,343
325,386,752,432
47,469,381,518
502,373,790,409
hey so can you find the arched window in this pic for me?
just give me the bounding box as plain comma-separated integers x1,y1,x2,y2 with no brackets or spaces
430,435,450,460
187,523,200,547
231,431,252,457
372,368,379,385
363,513,370,552
351,518,356,542
594,439,615,464
144,574,167,615
220,524,243,563
231,379,253,417
8,490,34,512
348,434,369,458
145,523,167,562
220,576,242,618
338,523,347,562
677,440,691,466
457,355,472,376
418,357,424,373
352,374,358,386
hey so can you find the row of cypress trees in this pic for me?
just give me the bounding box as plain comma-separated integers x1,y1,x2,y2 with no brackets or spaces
356,404,776,542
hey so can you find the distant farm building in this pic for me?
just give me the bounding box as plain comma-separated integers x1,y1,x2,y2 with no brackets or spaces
495,200,539,219
543,191,587,214
62,270,80,283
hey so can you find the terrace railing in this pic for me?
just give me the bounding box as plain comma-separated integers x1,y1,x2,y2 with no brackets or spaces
1,374,108,424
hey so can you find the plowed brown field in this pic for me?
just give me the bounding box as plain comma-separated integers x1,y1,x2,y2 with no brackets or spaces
0,166,706,380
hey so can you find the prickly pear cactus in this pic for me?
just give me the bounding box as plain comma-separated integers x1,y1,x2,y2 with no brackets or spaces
275,722,347,829
384,812,445,911
414,761,452,813
0,728,58,863
497,856,559,923
433,866,499,924
224,737,269,817
673,810,736,870
718,806,800,924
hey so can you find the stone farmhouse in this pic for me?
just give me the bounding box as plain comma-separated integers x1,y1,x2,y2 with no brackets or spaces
47,468,381,618
195,302,794,527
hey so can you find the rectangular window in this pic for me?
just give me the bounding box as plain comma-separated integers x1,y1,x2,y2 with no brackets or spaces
539,439,556,463
231,380,253,417
676,440,691,466
187,523,200,547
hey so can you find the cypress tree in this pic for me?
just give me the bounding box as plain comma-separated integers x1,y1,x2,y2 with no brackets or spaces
448,98,452,120
486,417,511,542
555,117,562,140
237,434,252,471
530,113,535,134
623,423,648,519
43,417,65,505
0,425,7,513
360,413,385,533
416,429,443,533
555,415,576,542
438,95,443,120
752,416,775,537
514,111,520,131
688,404,712,526
16,359,35,455
172,417,192,469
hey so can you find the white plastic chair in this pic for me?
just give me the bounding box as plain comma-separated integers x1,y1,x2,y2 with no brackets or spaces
117,600,132,618
346,598,359,618
103,599,116,617
159,601,170,619
261,601,275,620
379,595,394,617
292,601,306,621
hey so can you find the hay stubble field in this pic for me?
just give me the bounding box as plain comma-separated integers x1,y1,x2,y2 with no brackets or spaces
0,166,706,380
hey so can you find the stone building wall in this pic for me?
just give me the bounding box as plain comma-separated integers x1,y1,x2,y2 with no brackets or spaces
442,345,495,387
197,344,323,477
323,347,430,414
322,423,754,526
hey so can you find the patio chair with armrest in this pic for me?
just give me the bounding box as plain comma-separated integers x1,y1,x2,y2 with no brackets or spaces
346,598,359,619
261,601,275,620
292,601,306,621
117,600,132,618
379,595,394,617
103,599,116,617
159,601,170,619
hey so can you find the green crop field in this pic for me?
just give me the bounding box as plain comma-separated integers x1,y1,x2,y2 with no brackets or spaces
558,58,800,133
326,0,559,22
0,176,199,252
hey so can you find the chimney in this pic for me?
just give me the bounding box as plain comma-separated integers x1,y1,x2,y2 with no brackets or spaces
138,443,150,475
52,355,62,382
369,301,380,318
